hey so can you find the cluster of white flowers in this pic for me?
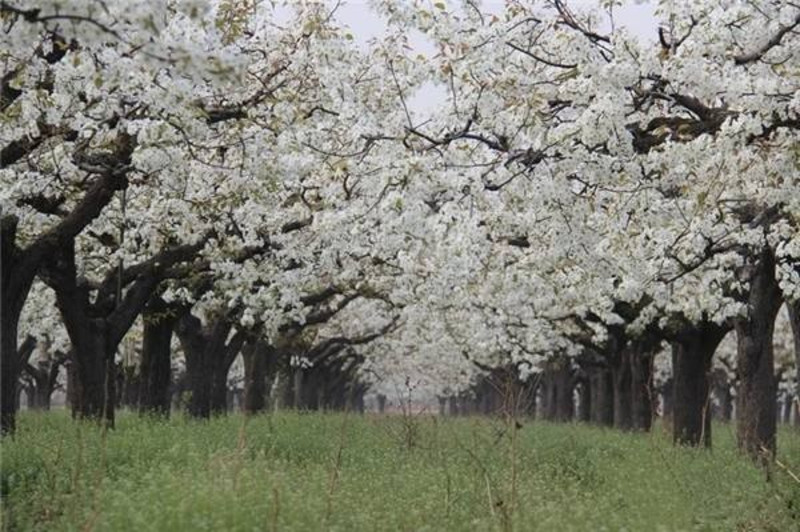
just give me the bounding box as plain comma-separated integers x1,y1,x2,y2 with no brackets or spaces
3,0,798,403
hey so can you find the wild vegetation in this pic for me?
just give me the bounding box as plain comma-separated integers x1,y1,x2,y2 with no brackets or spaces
2,411,799,531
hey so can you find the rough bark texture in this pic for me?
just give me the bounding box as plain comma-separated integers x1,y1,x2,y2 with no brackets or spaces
671,322,728,447
735,246,782,461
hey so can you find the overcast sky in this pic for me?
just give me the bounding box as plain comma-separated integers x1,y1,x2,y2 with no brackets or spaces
286,1,660,112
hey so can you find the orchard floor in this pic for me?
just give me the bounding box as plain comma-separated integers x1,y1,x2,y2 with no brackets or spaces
2,411,799,531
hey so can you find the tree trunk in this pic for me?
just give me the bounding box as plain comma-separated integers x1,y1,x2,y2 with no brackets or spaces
1,298,21,434
660,377,673,420
33,384,51,410
590,368,614,426
242,339,270,414
210,371,228,415
612,349,633,430
185,351,212,418
631,348,653,431
176,313,241,419
377,394,387,414
438,396,447,416
554,364,573,422
22,385,35,409
735,246,782,461
671,322,727,447
65,320,110,420
139,298,175,417
293,368,304,410
577,379,591,423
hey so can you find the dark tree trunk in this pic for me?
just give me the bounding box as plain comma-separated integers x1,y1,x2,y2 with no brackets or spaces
660,377,673,420
120,366,140,408
66,360,77,414
541,362,573,422
611,349,633,430
139,297,175,417
61,319,111,421
630,348,654,431
1,144,134,435
33,384,51,410
735,246,782,461
210,372,229,414
671,322,728,447
242,339,270,414
176,312,244,418
539,374,552,420
438,396,447,416
23,385,35,409
293,368,305,410
555,364,573,421
377,394,387,414
1,286,24,434
590,367,614,426
577,379,591,423
185,351,213,418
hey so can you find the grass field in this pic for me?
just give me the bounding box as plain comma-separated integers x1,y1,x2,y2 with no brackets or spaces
1,411,799,531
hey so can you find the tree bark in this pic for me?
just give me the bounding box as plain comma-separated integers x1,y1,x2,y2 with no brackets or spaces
735,246,782,461
23,353,63,411
631,347,654,431
611,348,633,430
210,370,229,415
242,338,272,414
660,377,673,420
1,136,134,434
377,394,387,414
176,312,245,418
138,297,175,417
576,379,591,423
590,367,614,426
671,322,728,447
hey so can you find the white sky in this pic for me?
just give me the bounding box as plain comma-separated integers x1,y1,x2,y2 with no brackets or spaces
278,1,660,112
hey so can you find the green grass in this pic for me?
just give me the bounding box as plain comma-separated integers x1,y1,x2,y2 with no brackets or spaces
2,411,799,531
